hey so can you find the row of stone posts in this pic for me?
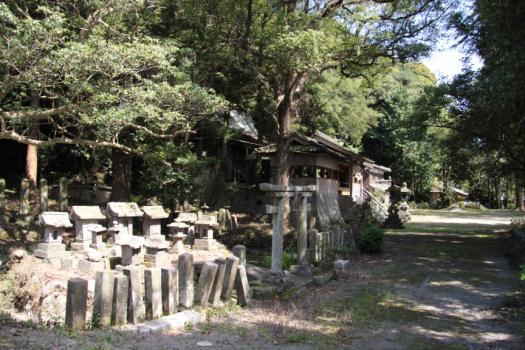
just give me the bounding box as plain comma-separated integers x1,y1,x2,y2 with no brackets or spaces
65,249,251,331
0,177,68,223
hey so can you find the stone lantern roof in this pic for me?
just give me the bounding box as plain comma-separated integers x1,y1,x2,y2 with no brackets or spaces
70,206,106,220
40,212,73,228
141,205,169,219
106,202,143,218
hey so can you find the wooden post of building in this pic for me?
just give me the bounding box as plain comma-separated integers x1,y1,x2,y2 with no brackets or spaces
59,177,68,211
39,178,48,212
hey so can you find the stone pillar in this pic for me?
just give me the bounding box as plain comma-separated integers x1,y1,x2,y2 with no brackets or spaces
19,178,30,216
209,257,226,307
123,266,145,324
112,274,129,326
221,255,239,300
39,178,48,212
144,268,162,320
307,229,318,263
93,271,114,327
59,177,68,211
270,194,287,274
65,277,88,331
0,178,5,226
178,253,194,308
232,244,246,267
234,265,251,306
161,267,178,315
297,194,311,265
195,262,218,307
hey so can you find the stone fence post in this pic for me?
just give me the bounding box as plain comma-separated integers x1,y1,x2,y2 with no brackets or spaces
39,178,48,211
59,177,68,211
0,178,5,226
19,178,30,216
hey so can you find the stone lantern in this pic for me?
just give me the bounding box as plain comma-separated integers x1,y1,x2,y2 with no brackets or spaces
70,206,106,251
35,212,73,260
173,212,197,245
167,222,189,253
399,182,412,223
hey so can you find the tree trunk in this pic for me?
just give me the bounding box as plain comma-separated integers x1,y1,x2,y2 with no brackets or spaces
111,149,132,201
273,94,295,186
26,93,40,188
517,177,525,211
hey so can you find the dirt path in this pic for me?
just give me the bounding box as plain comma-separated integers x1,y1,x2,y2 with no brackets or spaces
1,210,524,349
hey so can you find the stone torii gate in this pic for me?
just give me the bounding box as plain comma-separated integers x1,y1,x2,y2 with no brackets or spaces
260,183,316,274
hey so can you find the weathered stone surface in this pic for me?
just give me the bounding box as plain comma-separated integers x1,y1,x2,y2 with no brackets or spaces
19,178,30,215
71,206,106,220
289,264,312,277
313,270,334,286
93,271,114,327
234,265,251,306
106,202,143,218
112,274,129,326
232,245,246,266
65,277,88,331
334,259,350,271
221,255,239,300
246,265,272,283
121,245,143,266
144,268,162,320
195,262,218,307
123,266,145,324
209,258,226,307
134,310,201,334
178,253,194,308
78,258,106,276
40,211,73,228
39,179,48,212
87,249,103,262
35,243,67,260
252,284,278,300
161,267,178,315
141,205,169,219
59,177,68,211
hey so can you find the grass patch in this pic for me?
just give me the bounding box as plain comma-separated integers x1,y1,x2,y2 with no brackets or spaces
286,329,312,343
314,288,418,329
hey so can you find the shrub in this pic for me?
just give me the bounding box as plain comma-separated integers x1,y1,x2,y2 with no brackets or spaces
358,224,384,254
417,202,430,209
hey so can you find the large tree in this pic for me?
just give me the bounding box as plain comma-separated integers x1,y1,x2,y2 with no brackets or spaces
168,0,451,186
438,0,525,209
0,1,226,199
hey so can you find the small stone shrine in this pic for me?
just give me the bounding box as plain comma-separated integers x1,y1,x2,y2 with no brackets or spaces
106,202,143,236
70,206,106,251
166,221,189,253
35,211,72,260
193,214,224,251
141,205,169,236
399,182,412,223
117,234,145,266
106,202,143,257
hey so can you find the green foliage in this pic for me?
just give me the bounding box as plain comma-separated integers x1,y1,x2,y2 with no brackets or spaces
520,265,525,282
299,71,381,145
358,224,385,254
260,249,296,270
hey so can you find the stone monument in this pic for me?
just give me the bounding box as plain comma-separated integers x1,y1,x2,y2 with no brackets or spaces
35,212,72,260
70,206,106,251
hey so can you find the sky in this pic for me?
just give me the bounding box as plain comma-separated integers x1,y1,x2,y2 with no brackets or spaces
422,36,483,82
